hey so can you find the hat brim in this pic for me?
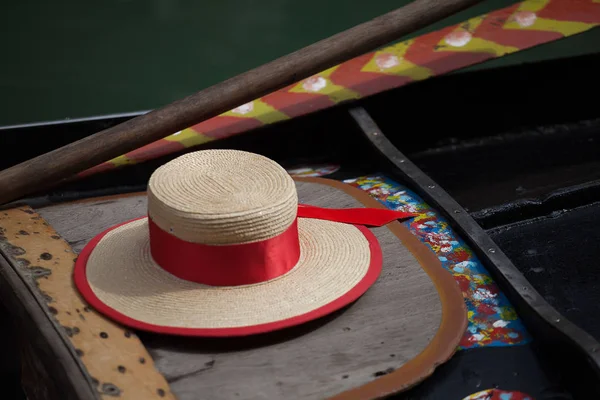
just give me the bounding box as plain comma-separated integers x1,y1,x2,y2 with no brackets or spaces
74,216,382,337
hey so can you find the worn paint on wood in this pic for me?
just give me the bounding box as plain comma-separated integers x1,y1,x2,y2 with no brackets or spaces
0,206,174,400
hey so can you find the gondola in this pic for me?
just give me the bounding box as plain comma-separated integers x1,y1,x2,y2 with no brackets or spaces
1,1,599,399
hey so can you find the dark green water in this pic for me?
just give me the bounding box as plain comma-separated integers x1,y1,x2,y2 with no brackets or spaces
1,0,598,125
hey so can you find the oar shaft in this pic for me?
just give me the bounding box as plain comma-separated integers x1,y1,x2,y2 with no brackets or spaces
0,0,480,204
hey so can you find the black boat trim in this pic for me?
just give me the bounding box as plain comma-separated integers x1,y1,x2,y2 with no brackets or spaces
348,106,600,374
470,179,600,230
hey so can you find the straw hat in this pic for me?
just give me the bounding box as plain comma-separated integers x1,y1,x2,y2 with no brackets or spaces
74,149,404,337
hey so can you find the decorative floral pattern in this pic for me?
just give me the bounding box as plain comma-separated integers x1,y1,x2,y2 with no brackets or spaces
231,102,255,115
463,389,533,400
343,175,531,349
444,30,473,47
513,11,537,27
302,76,328,92
374,53,402,70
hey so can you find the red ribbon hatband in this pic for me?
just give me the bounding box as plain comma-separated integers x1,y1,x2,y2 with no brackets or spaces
149,204,415,287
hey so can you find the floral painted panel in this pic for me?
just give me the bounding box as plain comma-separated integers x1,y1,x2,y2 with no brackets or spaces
343,175,531,349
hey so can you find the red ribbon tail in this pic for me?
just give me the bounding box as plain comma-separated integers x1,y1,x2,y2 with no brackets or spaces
298,204,416,227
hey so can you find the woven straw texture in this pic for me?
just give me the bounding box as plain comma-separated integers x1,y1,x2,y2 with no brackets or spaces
148,150,297,245
84,149,373,329
85,218,370,328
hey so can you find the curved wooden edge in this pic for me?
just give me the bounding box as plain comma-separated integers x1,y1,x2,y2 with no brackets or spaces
0,206,175,400
295,177,468,399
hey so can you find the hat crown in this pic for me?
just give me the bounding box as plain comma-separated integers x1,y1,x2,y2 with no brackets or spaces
148,150,298,245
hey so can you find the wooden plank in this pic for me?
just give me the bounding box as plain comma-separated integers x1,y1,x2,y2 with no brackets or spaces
0,206,174,400
38,194,148,254
36,179,466,399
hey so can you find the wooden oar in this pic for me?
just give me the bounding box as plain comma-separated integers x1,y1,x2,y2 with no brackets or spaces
0,0,481,205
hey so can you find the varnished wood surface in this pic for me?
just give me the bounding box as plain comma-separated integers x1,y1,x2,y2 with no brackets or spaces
32,179,466,399
0,0,481,205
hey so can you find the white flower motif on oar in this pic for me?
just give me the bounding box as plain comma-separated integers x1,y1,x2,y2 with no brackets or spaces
513,11,537,27
302,76,327,92
375,53,401,70
231,102,254,115
444,30,473,47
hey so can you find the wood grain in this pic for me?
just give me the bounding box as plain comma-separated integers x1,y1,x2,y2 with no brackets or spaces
37,179,466,399
0,0,481,205
300,178,467,399
0,206,174,400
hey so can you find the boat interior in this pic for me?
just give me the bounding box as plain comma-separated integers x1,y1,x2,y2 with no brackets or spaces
1,51,600,399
